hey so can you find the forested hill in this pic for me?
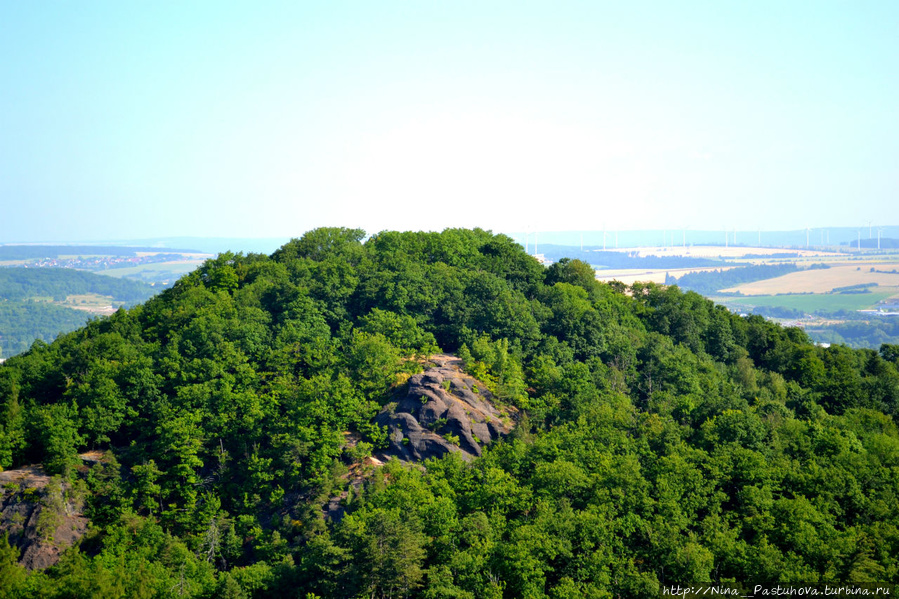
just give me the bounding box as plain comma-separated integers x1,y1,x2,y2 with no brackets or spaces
0,268,157,303
0,228,898,597
0,269,160,358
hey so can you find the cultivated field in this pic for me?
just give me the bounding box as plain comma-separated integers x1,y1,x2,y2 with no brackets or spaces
721,264,899,295
98,260,205,283
62,293,119,315
712,290,899,314
29,293,119,316
594,266,737,285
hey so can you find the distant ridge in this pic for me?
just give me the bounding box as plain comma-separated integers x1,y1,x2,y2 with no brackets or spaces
0,245,202,261
508,226,899,249
116,237,293,254
0,237,291,256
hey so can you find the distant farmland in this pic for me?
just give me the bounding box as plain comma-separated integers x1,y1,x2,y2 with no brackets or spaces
712,290,898,313
594,266,737,285
609,245,840,260
96,260,205,283
721,264,899,295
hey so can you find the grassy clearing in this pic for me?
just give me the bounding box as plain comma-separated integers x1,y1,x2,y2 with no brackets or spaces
713,290,898,313
24,292,117,314
45,293,119,315
63,293,115,308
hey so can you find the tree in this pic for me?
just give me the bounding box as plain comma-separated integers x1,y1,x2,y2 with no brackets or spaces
340,508,427,599
545,258,597,293
30,403,84,475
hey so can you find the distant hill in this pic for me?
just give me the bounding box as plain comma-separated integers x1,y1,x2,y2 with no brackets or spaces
839,237,899,249
511,226,899,249
0,268,157,303
121,236,292,254
0,302,92,358
0,237,292,256
0,268,160,357
537,244,721,268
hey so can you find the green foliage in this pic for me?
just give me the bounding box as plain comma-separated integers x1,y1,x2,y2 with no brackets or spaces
545,257,598,292
0,301,93,358
1,227,898,595
358,308,440,356
0,533,25,596
28,403,84,476
460,335,527,405
338,507,428,598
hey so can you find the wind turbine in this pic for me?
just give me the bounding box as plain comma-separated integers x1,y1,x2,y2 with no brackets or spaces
805,226,811,249
878,227,883,250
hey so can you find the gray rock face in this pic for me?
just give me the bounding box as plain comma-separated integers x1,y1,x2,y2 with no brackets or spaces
0,466,88,570
374,357,514,462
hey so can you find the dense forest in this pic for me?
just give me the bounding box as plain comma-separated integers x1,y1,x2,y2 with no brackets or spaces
810,319,899,349
0,228,898,598
0,302,95,358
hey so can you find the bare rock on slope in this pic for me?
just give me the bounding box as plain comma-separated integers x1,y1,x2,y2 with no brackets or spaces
0,464,89,570
374,354,514,462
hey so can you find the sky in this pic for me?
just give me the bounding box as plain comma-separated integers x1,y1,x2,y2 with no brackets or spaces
1,1,897,243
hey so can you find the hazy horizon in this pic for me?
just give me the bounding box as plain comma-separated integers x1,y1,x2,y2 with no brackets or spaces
3,226,898,256
2,2,897,243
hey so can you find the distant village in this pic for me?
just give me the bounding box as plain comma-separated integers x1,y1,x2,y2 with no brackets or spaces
16,253,190,271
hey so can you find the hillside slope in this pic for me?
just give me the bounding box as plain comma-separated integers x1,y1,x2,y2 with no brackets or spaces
0,228,897,597
0,268,159,357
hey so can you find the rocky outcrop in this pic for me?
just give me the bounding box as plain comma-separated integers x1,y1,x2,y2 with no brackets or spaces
374,355,514,462
0,465,88,570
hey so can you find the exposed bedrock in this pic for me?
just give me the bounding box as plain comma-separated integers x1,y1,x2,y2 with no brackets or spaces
374,358,513,463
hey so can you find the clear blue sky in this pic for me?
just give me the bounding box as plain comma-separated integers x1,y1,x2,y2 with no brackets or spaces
1,1,896,242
